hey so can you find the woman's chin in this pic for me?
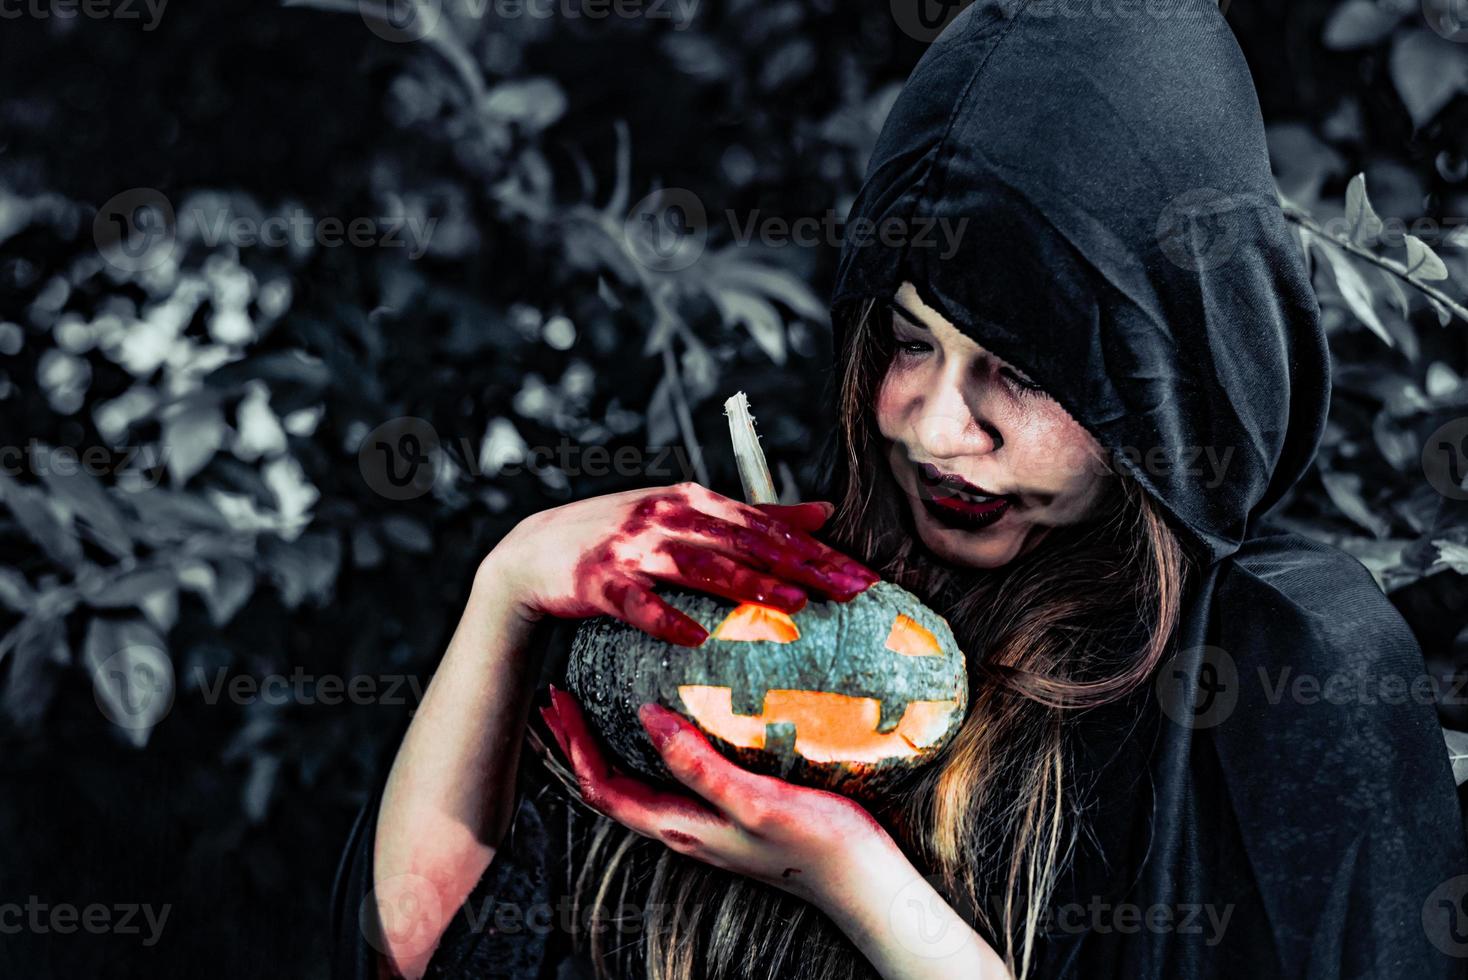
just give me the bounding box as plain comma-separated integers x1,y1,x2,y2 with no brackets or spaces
912,505,1026,569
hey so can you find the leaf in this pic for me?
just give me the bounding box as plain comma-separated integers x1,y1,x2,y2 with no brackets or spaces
708,287,786,365
378,514,433,554
484,78,567,133
1323,0,1404,50
1317,241,1392,344
0,568,34,612
1389,29,1468,128
1432,539,1468,574
261,529,341,608
1321,469,1391,537
1405,234,1451,281
1343,173,1383,247
162,398,226,485
39,466,134,560
83,566,177,610
0,471,82,570
1444,727,1468,786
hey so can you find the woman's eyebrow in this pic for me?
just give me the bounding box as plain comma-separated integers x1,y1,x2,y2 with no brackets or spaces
885,299,931,331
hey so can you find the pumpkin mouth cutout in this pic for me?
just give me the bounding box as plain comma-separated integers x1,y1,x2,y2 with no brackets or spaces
677,685,960,764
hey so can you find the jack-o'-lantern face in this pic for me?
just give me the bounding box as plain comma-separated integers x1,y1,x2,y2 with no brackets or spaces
567,581,969,801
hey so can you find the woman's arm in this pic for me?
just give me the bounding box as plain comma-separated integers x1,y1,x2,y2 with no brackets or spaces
367,485,871,978
370,553,540,978
820,834,1011,980
544,688,1011,980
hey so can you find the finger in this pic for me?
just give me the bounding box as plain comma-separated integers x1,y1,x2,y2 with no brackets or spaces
673,512,873,599
600,575,709,646
551,688,727,835
537,700,571,760
692,491,876,580
657,541,808,613
638,702,786,823
752,501,834,533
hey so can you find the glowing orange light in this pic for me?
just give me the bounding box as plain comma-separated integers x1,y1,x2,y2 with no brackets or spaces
712,603,800,643
884,614,941,656
677,685,959,763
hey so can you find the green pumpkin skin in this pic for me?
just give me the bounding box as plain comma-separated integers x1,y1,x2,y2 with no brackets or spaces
566,581,969,803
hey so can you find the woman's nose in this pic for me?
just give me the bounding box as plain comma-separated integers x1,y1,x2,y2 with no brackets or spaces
911,379,999,460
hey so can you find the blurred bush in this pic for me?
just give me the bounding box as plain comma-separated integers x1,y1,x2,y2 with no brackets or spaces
0,0,1465,975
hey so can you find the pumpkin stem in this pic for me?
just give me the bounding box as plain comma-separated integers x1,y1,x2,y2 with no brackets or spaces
724,391,779,505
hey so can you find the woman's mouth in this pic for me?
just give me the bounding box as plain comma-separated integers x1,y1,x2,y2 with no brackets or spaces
915,463,1015,531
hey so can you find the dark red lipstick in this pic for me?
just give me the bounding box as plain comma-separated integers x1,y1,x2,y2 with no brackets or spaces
915,463,1015,531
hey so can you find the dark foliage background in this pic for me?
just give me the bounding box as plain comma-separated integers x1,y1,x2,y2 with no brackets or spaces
1,1,1467,976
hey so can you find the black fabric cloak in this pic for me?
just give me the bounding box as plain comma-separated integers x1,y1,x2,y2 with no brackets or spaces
331,2,1468,977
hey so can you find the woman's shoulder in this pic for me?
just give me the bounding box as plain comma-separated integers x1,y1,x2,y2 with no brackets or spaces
1201,525,1451,786
1213,525,1424,680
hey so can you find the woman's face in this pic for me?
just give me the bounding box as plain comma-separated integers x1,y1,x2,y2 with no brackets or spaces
876,282,1113,569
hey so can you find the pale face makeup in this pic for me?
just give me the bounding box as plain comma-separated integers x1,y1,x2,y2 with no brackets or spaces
875,281,1114,569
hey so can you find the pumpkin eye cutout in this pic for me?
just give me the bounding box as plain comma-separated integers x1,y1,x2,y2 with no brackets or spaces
712,603,800,643
885,614,941,656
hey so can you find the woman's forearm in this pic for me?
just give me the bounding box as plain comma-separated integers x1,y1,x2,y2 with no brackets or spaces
370,552,541,976
819,838,1012,980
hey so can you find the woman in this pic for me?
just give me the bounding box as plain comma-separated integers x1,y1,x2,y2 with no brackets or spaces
332,2,1468,978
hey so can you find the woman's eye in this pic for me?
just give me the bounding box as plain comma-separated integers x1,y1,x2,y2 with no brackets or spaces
1002,369,1046,396
896,340,932,357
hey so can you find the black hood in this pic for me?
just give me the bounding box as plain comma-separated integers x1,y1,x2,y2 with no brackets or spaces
831,0,1330,564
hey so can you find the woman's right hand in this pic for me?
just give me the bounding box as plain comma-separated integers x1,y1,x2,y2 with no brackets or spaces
487,482,880,646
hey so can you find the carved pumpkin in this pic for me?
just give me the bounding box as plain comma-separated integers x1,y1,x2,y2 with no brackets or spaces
566,581,969,802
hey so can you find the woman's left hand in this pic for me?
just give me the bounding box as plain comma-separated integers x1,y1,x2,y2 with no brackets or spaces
540,685,1011,980
539,683,888,907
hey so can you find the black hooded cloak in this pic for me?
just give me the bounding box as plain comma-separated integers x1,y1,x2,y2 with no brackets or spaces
331,2,1468,977
829,1,1468,977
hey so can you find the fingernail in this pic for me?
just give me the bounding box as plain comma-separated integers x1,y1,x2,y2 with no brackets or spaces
670,619,708,647
639,703,682,749
827,571,871,594
768,584,808,610
841,561,879,583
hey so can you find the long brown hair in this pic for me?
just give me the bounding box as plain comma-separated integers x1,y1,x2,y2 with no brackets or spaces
539,297,1191,979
